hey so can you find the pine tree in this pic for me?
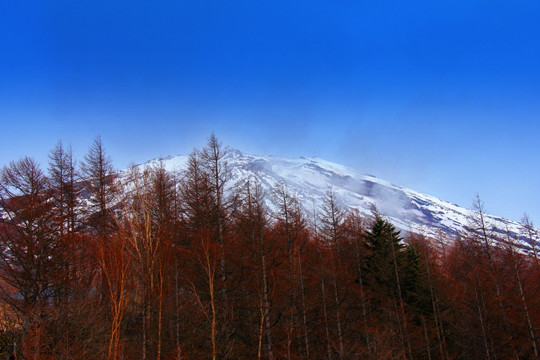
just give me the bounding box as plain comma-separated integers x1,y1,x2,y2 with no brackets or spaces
363,215,412,358
363,216,406,296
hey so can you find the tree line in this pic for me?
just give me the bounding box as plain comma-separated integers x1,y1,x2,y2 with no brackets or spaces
0,134,538,360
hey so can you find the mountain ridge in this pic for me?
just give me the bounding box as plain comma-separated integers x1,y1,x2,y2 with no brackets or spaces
130,148,537,252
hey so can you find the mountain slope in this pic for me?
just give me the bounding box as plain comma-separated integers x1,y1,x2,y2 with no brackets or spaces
135,149,536,251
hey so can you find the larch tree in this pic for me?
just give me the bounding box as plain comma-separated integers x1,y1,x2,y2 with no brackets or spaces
468,195,518,358
342,210,370,353
200,133,233,300
235,179,275,360
504,228,539,359
0,157,59,358
48,141,80,237
47,142,97,359
319,191,346,358
180,148,228,359
521,213,539,260
272,182,310,359
97,227,133,360
81,136,120,337
81,136,117,235
122,163,176,360
48,142,82,298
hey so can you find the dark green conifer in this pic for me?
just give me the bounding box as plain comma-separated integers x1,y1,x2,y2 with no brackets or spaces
402,245,432,316
363,216,406,297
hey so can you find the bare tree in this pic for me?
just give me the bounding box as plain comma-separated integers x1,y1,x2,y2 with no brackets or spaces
81,136,117,234
319,191,346,359
97,229,132,360
504,228,539,359
48,141,80,237
342,210,370,353
122,164,175,360
200,133,233,299
272,183,310,359
468,195,518,357
237,179,275,360
0,158,58,358
521,213,538,260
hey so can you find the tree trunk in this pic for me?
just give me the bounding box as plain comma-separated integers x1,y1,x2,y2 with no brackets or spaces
298,252,310,359
330,250,344,359
260,233,274,360
508,238,538,359
390,238,412,360
353,235,370,351
319,251,332,360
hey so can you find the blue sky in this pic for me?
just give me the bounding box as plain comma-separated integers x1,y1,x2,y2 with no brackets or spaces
1,1,540,225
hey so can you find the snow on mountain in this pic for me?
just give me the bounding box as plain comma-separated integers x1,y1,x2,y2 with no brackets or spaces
133,149,536,252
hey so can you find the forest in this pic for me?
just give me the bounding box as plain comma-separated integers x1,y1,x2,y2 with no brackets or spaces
0,134,539,360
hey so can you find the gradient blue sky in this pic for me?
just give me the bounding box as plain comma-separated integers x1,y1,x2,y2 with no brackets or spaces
1,1,540,225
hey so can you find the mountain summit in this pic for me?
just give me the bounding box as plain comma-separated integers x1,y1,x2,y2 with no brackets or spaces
135,148,534,251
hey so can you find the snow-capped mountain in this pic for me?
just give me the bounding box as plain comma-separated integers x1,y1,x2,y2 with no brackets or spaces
134,149,536,252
